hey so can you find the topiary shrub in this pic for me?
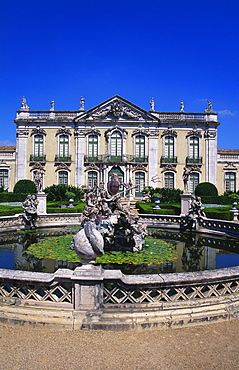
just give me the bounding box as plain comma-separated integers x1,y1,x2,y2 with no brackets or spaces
195,182,218,197
13,179,37,194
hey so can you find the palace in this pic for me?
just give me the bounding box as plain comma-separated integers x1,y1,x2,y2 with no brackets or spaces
0,95,238,197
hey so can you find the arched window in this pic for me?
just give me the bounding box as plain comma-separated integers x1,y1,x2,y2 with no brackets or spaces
110,131,122,161
0,169,8,189
34,134,44,159
189,172,199,193
164,136,174,160
88,135,98,160
135,172,145,197
87,171,98,188
225,172,236,192
164,172,174,189
135,135,145,161
58,171,69,185
59,135,69,159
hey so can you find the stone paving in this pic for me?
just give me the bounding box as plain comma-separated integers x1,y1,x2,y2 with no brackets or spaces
0,319,239,370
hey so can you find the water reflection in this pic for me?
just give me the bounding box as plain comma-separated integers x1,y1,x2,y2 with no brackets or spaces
0,228,239,274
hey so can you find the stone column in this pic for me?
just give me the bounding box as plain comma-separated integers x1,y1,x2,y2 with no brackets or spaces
148,130,159,187
15,128,29,182
205,129,217,186
75,129,85,186
73,265,104,311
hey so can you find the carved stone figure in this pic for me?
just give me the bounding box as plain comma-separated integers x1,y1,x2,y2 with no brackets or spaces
131,217,148,252
20,96,29,110
34,169,44,193
71,221,104,262
182,167,191,193
22,194,39,229
92,100,141,120
50,100,55,111
149,98,155,111
180,101,184,112
181,196,206,231
205,100,213,112
107,173,121,196
80,96,85,111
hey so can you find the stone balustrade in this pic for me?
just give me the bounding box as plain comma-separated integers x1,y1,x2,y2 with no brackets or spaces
0,212,238,236
1,264,239,330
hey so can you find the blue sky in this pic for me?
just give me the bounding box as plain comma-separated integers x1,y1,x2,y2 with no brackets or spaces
0,0,238,148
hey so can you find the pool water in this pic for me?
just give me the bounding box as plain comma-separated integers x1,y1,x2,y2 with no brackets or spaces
0,227,239,274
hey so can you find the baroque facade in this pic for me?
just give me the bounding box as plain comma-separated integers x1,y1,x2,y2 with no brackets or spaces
0,95,238,196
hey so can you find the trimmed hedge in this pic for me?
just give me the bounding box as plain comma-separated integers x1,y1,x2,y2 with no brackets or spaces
0,206,23,216
136,202,181,215
200,196,233,205
195,182,218,197
204,207,234,221
13,180,37,194
0,193,29,202
47,202,86,214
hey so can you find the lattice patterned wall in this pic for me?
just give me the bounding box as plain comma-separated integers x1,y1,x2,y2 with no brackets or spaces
103,278,239,305
0,278,72,305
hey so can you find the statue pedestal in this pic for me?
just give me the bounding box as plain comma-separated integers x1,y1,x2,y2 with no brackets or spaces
37,192,47,215
73,265,103,310
180,193,192,215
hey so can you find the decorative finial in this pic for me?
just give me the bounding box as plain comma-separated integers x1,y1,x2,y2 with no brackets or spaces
149,98,155,111
180,101,184,112
80,96,85,111
50,100,55,111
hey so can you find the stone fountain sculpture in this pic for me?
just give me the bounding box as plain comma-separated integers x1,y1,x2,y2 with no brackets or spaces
71,174,148,262
181,196,206,231
22,194,39,229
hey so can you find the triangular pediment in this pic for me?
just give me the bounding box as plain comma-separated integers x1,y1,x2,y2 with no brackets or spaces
75,95,159,122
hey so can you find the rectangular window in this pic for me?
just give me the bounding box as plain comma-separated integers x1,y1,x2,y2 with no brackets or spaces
189,173,199,193
88,171,98,188
189,137,199,159
0,169,8,189
88,135,98,159
135,135,145,159
34,135,43,157
135,172,145,197
164,172,174,189
59,135,69,158
225,172,236,192
111,132,122,159
165,136,174,158
58,171,68,185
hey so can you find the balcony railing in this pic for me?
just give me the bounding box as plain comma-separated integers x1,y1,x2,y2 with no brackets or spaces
55,155,72,163
186,156,202,164
29,155,46,162
84,155,148,163
160,156,177,164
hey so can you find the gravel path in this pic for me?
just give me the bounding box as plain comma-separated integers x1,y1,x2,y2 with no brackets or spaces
0,320,239,370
